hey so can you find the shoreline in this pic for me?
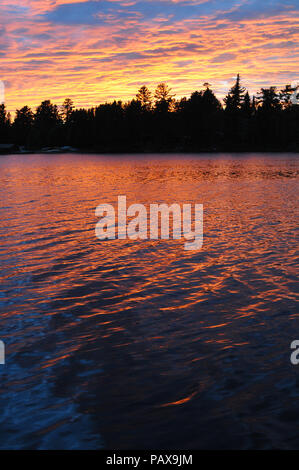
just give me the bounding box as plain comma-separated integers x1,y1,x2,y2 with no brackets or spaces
1,148,299,156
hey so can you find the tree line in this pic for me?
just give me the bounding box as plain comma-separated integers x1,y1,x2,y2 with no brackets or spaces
0,75,298,152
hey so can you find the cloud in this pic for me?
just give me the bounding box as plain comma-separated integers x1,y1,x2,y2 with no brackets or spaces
212,52,236,63
214,0,299,21
42,0,244,25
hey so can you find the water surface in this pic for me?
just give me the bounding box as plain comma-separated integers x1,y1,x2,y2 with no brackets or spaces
0,153,298,449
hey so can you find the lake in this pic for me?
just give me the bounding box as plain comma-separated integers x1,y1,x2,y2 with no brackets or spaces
0,153,298,449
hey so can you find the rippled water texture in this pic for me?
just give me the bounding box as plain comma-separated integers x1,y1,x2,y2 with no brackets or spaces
0,153,298,449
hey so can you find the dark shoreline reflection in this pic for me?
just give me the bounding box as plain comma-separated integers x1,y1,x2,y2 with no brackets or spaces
0,153,298,449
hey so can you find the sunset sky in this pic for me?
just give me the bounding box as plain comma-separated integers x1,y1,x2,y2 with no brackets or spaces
1,0,298,114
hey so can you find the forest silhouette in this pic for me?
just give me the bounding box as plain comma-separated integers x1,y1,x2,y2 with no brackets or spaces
0,75,298,152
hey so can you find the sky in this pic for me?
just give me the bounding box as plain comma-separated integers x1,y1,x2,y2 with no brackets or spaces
1,0,298,114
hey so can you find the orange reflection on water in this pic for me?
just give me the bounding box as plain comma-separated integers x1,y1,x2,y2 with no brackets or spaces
0,153,298,448
160,391,198,407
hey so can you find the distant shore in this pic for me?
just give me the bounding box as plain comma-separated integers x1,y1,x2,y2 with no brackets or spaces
1,144,299,156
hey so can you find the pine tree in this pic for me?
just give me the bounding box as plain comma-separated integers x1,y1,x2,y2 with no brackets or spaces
154,83,175,113
242,91,252,115
257,87,281,111
62,98,74,123
13,106,34,144
136,86,152,111
224,74,246,112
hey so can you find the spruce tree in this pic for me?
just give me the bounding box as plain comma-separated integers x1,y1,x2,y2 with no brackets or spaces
224,74,246,112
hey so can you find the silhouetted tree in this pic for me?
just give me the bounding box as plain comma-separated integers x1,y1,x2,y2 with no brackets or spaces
254,87,282,150
13,106,34,145
136,86,152,111
224,74,246,112
0,104,11,143
257,87,281,111
223,75,248,149
33,100,63,147
35,100,61,128
154,83,175,113
62,98,74,123
201,86,222,113
242,91,252,116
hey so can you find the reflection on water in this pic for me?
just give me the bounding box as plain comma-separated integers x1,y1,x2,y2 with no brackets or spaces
0,153,298,449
